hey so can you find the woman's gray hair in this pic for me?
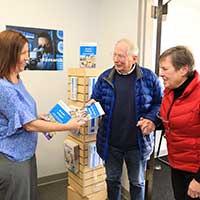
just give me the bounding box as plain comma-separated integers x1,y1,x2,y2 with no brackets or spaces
159,46,195,75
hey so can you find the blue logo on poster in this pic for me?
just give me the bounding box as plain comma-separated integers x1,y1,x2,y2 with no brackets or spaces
56,30,63,40
57,41,63,54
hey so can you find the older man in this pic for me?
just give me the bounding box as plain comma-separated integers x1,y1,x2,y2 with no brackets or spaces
87,38,162,200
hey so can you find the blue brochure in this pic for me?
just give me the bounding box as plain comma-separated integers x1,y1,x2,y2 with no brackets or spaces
49,100,71,123
43,100,72,140
85,102,105,120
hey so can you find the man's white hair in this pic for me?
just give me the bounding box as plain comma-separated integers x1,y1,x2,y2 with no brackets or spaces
115,38,139,56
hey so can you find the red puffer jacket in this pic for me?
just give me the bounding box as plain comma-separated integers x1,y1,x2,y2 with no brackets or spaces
160,70,200,173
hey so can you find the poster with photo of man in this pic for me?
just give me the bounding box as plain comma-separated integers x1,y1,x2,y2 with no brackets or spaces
6,25,63,70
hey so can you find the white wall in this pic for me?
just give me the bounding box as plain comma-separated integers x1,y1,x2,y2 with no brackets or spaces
98,0,139,68
64,0,101,68
160,0,200,71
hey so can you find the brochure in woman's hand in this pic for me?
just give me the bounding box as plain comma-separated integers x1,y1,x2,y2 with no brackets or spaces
43,100,104,140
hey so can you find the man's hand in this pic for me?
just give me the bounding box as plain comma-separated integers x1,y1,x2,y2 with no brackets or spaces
137,117,155,135
187,179,200,199
85,99,96,106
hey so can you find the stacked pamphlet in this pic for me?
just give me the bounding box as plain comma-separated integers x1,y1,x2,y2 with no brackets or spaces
64,139,79,173
88,142,103,168
70,76,78,100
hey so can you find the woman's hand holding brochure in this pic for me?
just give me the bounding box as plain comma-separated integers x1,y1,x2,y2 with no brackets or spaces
42,100,104,139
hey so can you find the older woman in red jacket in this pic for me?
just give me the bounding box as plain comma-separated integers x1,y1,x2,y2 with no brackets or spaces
138,45,200,199
159,46,200,200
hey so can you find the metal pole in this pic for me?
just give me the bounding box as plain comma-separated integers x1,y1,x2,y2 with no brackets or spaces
155,0,163,75
145,1,163,199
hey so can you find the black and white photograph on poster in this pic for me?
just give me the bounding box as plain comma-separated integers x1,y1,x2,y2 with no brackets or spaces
6,25,63,70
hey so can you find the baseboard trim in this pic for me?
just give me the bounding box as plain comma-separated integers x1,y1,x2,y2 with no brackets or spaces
37,172,67,186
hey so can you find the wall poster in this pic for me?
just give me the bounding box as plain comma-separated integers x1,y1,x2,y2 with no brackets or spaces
6,25,63,71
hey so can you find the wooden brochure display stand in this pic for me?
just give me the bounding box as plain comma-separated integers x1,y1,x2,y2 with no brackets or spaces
66,68,107,200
